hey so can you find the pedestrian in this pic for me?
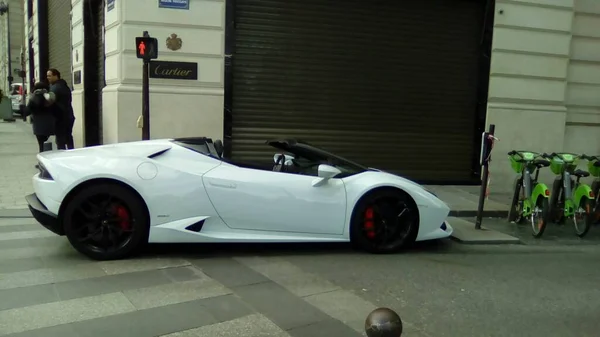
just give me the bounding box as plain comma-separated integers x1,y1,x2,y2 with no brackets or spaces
23,82,56,153
46,68,75,150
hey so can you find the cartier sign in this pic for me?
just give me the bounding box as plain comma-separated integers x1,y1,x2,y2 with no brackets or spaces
149,61,198,80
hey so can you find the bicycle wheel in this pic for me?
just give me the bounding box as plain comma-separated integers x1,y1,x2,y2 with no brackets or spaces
591,181,600,224
531,197,549,238
508,177,524,223
572,198,593,238
548,177,564,223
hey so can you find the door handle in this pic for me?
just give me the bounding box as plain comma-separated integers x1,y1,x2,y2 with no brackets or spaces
209,181,236,189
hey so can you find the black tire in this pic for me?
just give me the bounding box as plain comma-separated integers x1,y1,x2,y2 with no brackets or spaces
350,188,419,254
591,181,600,224
549,177,565,224
531,197,550,238
62,183,150,260
572,198,593,238
508,176,523,223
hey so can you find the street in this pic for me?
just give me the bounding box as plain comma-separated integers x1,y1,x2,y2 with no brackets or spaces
2,215,600,337
2,120,600,337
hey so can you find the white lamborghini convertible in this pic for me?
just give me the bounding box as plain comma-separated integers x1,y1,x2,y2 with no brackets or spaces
26,137,453,260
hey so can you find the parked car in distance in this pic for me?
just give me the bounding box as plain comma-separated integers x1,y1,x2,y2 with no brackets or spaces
9,83,27,114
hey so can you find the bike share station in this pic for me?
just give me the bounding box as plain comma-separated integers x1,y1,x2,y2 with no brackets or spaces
451,123,600,244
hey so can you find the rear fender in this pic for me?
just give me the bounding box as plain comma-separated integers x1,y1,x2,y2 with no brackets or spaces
573,184,594,209
531,183,550,202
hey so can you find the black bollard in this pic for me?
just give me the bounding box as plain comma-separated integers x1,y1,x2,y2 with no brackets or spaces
365,307,403,337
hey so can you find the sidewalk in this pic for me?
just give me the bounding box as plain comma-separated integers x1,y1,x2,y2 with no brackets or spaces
0,119,511,217
0,119,40,210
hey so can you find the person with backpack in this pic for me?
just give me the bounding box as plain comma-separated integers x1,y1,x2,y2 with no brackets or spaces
24,82,56,153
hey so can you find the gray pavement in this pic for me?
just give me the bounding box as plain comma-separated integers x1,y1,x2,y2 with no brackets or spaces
0,119,40,210
2,216,600,336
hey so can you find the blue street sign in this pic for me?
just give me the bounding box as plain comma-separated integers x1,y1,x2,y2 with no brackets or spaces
107,0,115,12
159,0,189,10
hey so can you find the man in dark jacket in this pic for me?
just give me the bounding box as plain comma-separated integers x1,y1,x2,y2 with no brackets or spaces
47,68,75,149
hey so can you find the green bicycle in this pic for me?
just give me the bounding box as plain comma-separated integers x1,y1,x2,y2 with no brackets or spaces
507,150,552,237
543,152,595,237
581,154,600,224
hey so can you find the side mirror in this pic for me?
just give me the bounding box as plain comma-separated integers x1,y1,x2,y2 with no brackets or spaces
318,164,341,178
313,164,341,187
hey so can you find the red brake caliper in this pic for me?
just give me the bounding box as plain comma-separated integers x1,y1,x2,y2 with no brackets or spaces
115,206,131,230
364,207,376,239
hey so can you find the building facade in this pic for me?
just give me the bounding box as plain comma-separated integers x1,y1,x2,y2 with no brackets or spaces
0,0,25,94
23,0,600,191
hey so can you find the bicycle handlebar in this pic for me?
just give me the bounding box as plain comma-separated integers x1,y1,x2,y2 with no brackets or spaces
581,154,598,161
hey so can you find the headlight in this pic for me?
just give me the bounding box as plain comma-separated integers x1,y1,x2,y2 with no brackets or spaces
37,163,53,180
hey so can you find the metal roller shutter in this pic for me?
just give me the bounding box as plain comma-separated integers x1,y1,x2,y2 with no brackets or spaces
231,0,484,182
48,0,72,87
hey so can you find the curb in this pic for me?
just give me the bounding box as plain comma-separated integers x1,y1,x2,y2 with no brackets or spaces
450,236,521,245
448,210,508,218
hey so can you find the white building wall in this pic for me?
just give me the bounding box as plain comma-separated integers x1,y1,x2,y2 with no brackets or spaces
21,0,598,190
101,0,225,144
0,0,25,94
564,0,600,153
486,0,600,192
24,0,39,85
71,0,84,148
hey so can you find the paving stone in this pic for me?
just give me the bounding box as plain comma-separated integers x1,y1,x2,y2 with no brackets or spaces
0,292,136,335
160,313,290,337
191,257,270,288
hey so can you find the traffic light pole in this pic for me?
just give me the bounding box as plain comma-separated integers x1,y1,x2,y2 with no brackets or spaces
137,30,157,141
142,58,150,140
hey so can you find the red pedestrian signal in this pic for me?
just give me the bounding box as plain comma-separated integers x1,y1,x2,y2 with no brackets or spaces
135,37,158,60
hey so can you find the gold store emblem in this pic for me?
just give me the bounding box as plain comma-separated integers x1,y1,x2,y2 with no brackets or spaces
166,33,182,51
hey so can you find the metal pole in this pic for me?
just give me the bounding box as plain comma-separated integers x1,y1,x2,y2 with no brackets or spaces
20,48,25,101
475,124,495,229
141,31,151,140
142,59,150,140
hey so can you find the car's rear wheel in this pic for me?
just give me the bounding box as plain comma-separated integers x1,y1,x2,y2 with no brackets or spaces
350,188,419,254
62,183,150,260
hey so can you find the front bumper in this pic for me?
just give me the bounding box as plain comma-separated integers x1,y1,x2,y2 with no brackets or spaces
25,193,64,236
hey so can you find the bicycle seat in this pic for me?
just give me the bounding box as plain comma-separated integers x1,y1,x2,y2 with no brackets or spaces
573,169,590,178
534,159,550,167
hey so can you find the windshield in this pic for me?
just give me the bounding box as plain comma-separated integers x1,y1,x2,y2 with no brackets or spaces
271,140,368,177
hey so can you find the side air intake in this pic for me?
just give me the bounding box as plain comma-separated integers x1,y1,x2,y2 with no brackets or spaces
185,220,206,232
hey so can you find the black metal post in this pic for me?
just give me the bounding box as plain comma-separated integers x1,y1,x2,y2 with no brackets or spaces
20,49,26,102
142,58,149,140
141,30,150,140
475,124,495,229
365,307,403,337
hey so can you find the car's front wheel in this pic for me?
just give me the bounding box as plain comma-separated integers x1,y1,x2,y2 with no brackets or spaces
350,188,419,253
62,182,150,260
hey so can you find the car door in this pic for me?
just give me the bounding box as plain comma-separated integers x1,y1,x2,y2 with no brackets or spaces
202,164,347,235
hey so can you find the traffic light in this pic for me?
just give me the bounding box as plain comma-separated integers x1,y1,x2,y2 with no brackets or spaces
136,37,158,60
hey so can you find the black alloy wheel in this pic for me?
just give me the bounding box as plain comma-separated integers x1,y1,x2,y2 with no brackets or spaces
63,183,149,260
350,189,418,253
